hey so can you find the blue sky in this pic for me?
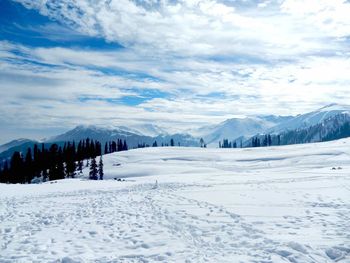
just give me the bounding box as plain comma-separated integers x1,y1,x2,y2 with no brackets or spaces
1,0,350,143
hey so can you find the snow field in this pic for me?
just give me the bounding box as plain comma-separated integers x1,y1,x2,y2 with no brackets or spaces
0,139,350,262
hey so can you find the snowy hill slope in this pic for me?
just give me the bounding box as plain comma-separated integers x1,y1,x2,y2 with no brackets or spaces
1,139,349,262
47,125,197,148
192,116,288,145
118,123,168,137
0,138,37,154
269,103,350,133
193,104,350,145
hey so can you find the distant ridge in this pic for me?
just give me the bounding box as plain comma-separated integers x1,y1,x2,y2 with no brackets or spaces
1,104,350,162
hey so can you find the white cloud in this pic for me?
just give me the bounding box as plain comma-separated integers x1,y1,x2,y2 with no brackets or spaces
14,0,347,57
281,0,350,38
1,0,350,142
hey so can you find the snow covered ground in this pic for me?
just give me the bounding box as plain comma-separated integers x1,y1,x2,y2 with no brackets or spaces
1,139,350,262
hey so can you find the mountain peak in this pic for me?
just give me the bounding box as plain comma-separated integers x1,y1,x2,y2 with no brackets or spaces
0,138,37,154
318,103,350,112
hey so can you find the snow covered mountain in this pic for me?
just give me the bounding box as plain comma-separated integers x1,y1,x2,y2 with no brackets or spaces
193,115,292,145
268,103,350,133
118,124,168,137
46,125,137,143
1,104,350,162
47,125,197,148
269,113,350,146
194,104,350,146
0,138,36,154
0,139,41,163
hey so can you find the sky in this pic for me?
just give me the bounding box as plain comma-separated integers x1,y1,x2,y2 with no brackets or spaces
0,0,350,143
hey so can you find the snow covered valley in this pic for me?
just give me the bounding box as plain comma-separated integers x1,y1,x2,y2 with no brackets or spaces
1,139,350,262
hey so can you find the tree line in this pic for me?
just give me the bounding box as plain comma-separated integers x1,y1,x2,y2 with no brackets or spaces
251,134,275,147
219,139,242,148
136,138,180,148
0,138,129,184
219,134,279,148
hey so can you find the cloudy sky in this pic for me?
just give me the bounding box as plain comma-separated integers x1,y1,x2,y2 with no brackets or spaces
0,0,350,143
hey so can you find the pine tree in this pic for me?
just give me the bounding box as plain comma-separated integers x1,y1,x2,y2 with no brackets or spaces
98,156,104,180
1,161,9,183
78,160,83,174
117,139,122,152
123,140,128,151
56,148,65,180
24,148,34,183
33,144,40,178
200,138,204,147
49,145,65,181
170,138,175,147
104,142,109,154
10,151,24,184
89,158,98,180
65,142,76,178
0,162,3,183
263,135,268,147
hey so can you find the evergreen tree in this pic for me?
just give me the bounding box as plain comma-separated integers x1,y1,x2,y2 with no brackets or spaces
2,138,112,184
24,148,34,183
152,141,158,147
200,138,204,147
1,161,9,183
123,140,128,151
263,135,268,147
109,142,112,153
98,156,104,180
65,142,76,178
49,145,65,181
170,138,175,147
90,140,96,157
56,148,65,180
104,142,109,154
268,134,272,146
222,139,230,148
33,144,41,178
89,158,98,180
96,141,102,156
10,151,24,184
78,160,83,174
117,139,123,152
77,141,83,162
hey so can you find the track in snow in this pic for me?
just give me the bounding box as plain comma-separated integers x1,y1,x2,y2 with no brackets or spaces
1,139,350,262
1,181,349,262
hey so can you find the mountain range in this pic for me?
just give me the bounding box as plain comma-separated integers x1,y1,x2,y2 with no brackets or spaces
1,104,350,162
